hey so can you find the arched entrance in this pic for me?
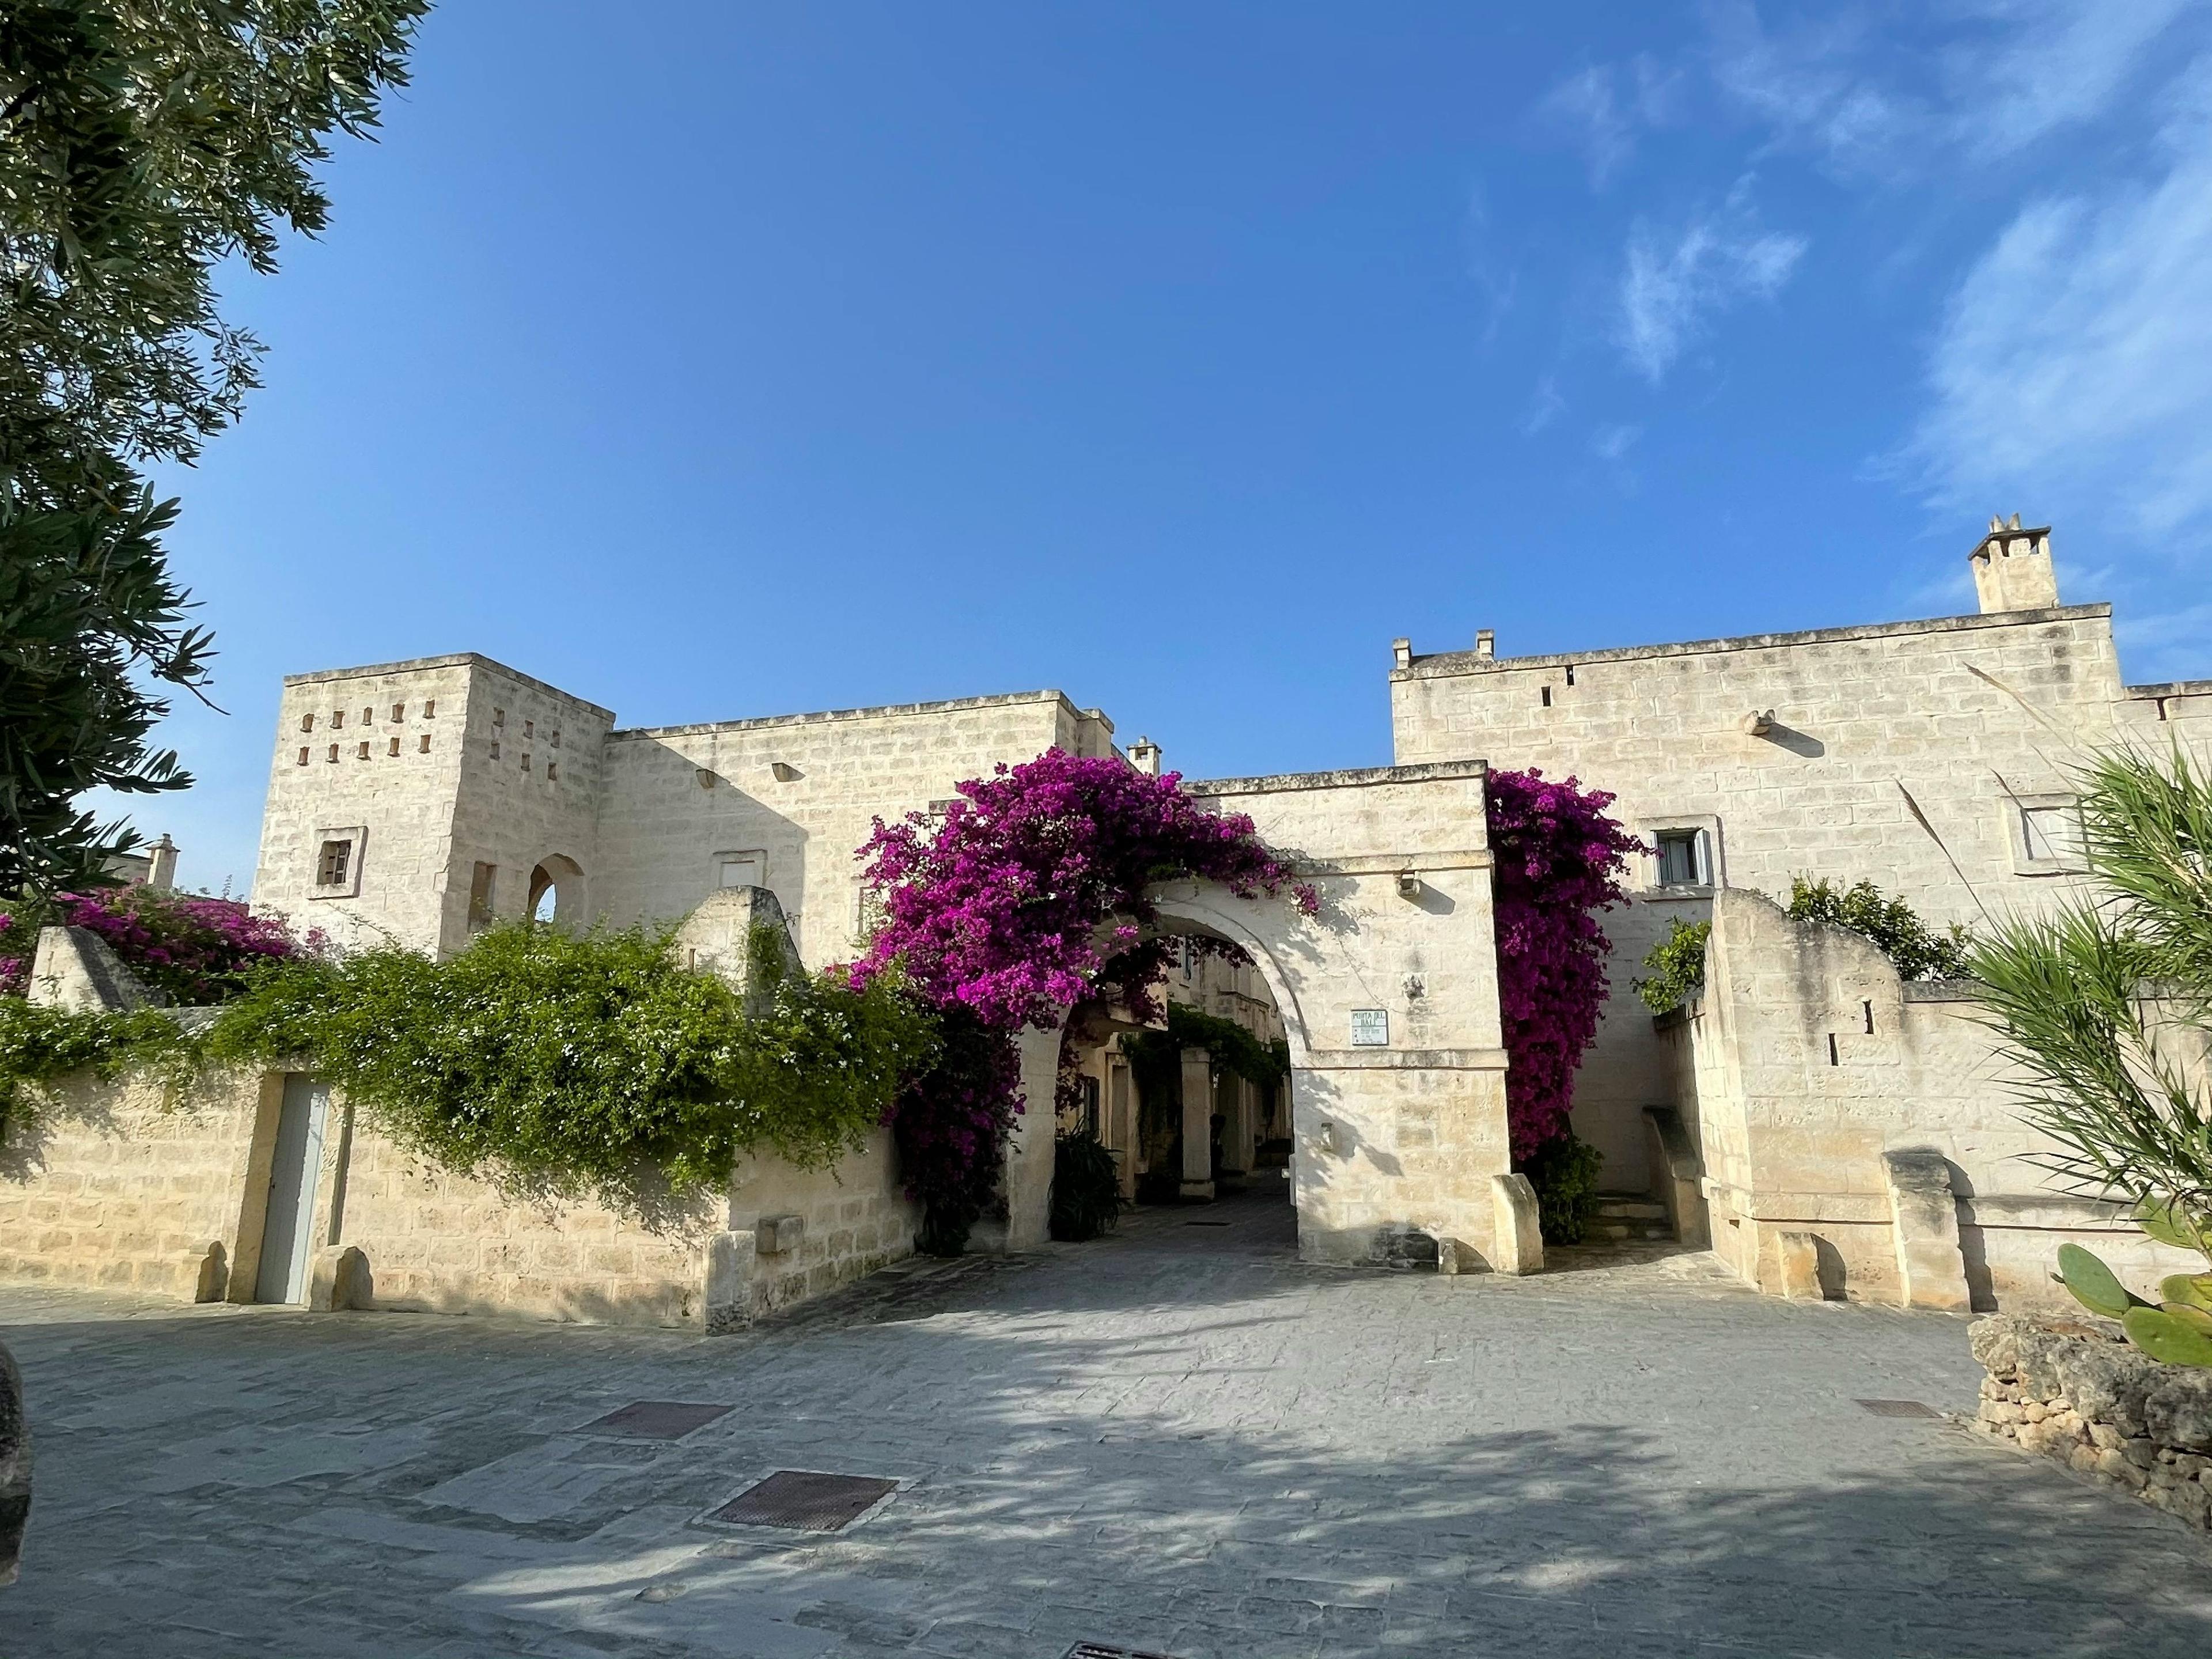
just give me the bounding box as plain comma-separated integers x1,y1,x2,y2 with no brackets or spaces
527,854,586,926
1051,926,1300,1248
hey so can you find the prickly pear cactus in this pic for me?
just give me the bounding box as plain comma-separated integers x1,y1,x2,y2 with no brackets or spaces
2056,1242,2212,1367
2057,1243,2148,1320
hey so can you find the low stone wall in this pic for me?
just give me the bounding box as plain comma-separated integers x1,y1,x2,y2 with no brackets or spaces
0,1063,916,1329
1970,1313,2212,1531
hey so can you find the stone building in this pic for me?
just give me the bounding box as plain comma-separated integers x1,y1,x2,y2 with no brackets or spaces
1389,518,2210,1305
5,513,2202,1324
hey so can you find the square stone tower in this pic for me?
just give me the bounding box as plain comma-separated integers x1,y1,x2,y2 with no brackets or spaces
252,654,614,956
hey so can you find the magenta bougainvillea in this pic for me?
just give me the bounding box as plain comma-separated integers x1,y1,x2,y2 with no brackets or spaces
1485,767,1641,1159
0,887,311,1003
853,748,1314,1249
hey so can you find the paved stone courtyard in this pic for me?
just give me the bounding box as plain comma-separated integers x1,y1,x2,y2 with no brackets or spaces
5,1186,2210,1658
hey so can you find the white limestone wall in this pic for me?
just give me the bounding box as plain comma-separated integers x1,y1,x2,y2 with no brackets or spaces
1164,761,1513,1269
590,692,1115,968
1391,605,2157,1193
1673,888,2200,1309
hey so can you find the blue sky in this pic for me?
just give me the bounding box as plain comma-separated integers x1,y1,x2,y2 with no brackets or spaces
134,2,2212,894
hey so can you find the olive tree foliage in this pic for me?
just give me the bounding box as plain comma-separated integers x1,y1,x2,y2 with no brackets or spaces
0,1,426,892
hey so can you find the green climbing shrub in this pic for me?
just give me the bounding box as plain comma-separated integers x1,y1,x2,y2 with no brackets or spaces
0,998,192,1130
1050,1128,1123,1242
0,921,940,1210
1516,1128,1605,1245
1633,921,1711,1014
194,921,937,1203
1786,877,1970,982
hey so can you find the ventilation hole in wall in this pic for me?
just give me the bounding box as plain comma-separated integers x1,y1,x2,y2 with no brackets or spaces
547,760,559,781
550,729,560,749
1862,1000,1874,1035
327,744,339,763
521,754,532,773
362,706,373,725
2159,697,2171,722
524,719,534,739
423,699,436,718
391,703,404,722
357,741,370,760
1827,1032,1839,1066
1541,685,1552,707
1566,664,1576,685
296,747,309,766
493,707,505,727
419,734,431,753
332,710,344,729
300,714,314,733
490,740,501,760
388,737,400,757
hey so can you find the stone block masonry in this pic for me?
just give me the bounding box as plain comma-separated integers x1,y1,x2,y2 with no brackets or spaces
1972,1312,2212,1533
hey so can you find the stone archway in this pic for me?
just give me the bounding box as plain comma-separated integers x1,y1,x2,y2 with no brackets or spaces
1153,762,1527,1272
527,854,586,927
993,760,1537,1275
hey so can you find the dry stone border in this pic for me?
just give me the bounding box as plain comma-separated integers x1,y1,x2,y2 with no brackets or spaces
1971,1312,2212,1531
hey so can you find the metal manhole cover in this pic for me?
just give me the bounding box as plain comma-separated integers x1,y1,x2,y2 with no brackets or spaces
577,1400,733,1440
1065,1644,1185,1659
707,1469,899,1531
1857,1398,1941,1419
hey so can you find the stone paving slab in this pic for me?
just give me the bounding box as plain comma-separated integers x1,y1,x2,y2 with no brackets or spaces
2,1190,2209,1657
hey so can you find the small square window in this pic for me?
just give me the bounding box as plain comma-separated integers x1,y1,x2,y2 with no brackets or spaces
297,747,309,766
2009,796,2086,876
387,737,401,757
310,826,365,897
1655,830,1708,887
300,714,315,733
423,699,436,718
332,710,344,729
419,734,431,753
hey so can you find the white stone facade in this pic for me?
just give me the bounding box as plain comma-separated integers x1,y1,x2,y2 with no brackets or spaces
1389,520,2212,1195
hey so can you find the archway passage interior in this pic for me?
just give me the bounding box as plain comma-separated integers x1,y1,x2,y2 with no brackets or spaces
1054,931,1294,1236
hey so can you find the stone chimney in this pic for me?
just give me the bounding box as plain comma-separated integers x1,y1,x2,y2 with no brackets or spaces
1969,515,2059,613
146,834,179,891
1475,629,1495,660
1128,737,1162,777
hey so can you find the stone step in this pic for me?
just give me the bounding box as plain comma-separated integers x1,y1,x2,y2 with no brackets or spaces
1584,1219,1676,1243
1591,1196,1669,1221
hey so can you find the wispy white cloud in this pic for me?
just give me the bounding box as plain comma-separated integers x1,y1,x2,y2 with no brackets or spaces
1614,183,1806,382
1591,422,1643,461
1518,376,1566,435
1904,80,2212,542
1537,56,1683,187
1705,0,2193,180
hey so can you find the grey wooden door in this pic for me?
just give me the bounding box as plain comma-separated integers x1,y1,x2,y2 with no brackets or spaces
253,1075,330,1304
